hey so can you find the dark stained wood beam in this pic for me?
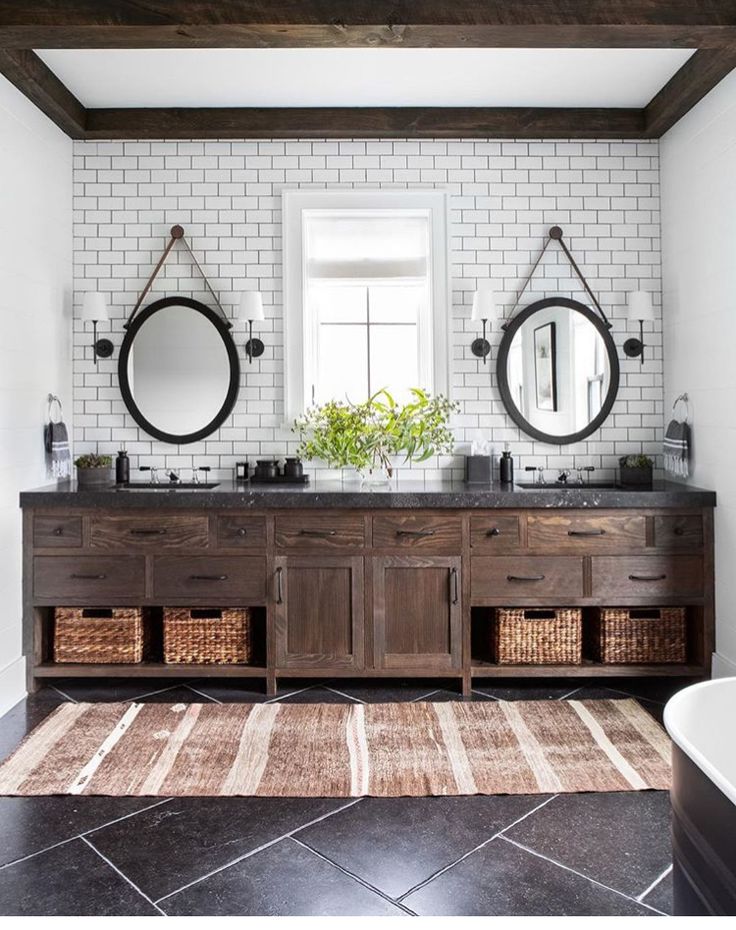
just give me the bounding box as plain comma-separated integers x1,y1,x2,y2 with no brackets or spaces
1,1,736,49
84,106,646,140
0,48,86,137
645,47,736,135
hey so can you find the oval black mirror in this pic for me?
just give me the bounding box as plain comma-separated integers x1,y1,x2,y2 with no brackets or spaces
119,296,240,445
497,297,619,445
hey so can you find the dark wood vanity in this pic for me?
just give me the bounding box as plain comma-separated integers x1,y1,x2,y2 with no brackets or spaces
20,482,716,696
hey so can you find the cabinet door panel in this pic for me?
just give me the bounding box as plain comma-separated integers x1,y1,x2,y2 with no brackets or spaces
273,556,364,668
373,556,461,670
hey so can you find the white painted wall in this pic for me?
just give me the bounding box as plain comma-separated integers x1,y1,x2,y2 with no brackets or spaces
661,68,736,673
0,76,73,715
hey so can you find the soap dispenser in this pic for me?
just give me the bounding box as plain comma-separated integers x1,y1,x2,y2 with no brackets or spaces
499,445,514,485
115,446,130,485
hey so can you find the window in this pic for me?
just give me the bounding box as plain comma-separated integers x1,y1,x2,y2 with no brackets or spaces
283,190,450,418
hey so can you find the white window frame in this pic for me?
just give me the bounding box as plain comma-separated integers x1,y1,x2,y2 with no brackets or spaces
283,188,451,421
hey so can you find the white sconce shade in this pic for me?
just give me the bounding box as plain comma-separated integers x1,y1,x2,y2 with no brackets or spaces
627,290,655,322
471,287,497,322
237,291,265,322
81,292,108,322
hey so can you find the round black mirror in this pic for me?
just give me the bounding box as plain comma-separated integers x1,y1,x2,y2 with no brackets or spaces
497,297,619,445
119,296,240,445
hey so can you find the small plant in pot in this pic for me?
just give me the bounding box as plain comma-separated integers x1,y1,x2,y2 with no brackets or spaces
618,454,654,487
74,453,114,488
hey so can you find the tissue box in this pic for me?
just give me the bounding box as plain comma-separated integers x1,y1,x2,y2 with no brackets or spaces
465,455,492,485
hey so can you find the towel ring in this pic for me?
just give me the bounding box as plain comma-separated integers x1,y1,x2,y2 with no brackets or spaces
673,392,690,424
47,393,63,423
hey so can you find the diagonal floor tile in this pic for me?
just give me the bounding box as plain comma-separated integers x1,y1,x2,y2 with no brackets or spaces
49,678,201,703
504,790,672,898
162,837,404,916
297,794,550,898
0,838,159,916
89,795,355,901
0,691,66,763
603,677,695,705
403,836,654,916
641,867,673,915
186,680,270,703
473,679,592,701
334,678,459,703
276,687,358,704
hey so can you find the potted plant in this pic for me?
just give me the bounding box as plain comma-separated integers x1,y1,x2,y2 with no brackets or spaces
74,453,114,488
618,454,654,487
294,388,458,484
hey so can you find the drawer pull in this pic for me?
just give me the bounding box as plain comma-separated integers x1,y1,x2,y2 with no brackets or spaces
70,573,107,580
450,567,459,605
129,528,168,536
507,574,545,582
189,574,228,581
568,529,606,537
674,527,685,536
629,573,667,582
236,528,248,537
276,566,284,604
298,529,337,538
396,529,436,538
53,527,64,536
486,528,501,537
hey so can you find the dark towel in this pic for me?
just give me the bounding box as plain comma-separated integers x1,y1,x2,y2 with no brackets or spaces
44,420,71,479
664,419,690,478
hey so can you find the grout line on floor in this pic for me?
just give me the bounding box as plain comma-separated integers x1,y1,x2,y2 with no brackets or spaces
129,682,200,702
154,797,364,904
83,798,175,837
184,685,223,704
323,685,363,703
81,835,166,915
603,686,666,705
637,863,673,903
471,688,500,701
264,682,322,704
290,836,416,915
50,685,77,703
558,686,583,700
411,689,441,702
499,835,667,916
397,794,558,902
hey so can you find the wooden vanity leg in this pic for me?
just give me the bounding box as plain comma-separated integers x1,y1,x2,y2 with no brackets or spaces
462,670,472,699
266,670,277,697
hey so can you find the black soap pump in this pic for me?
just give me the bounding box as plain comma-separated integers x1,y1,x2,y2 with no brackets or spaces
499,444,514,485
115,445,130,485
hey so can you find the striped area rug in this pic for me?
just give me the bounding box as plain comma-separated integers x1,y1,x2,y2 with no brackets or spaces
0,699,670,797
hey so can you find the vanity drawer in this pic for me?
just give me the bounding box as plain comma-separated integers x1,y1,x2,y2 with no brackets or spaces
471,556,584,600
153,556,266,601
33,515,82,549
34,556,145,600
591,556,704,599
215,515,267,549
274,515,365,550
470,515,522,553
372,514,461,551
653,514,703,551
90,515,209,550
527,512,646,551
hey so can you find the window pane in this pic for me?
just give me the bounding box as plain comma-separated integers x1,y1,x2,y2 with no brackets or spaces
310,284,366,323
369,285,422,324
369,325,420,403
315,324,368,405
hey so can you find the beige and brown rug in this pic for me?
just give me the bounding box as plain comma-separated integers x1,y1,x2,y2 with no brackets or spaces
0,699,670,797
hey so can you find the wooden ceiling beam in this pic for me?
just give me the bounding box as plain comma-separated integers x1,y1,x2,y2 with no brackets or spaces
0,1,735,49
84,106,646,140
0,48,86,137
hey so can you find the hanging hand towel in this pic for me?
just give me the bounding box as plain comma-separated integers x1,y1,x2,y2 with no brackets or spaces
663,419,690,478
44,396,71,480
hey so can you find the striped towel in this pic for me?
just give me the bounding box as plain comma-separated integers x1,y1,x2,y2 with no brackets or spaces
44,419,71,479
664,419,690,478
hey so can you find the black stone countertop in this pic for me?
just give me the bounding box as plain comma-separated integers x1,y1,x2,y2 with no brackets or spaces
19,479,716,509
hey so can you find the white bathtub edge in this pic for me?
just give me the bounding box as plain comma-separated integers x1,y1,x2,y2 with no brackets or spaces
664,678,736,809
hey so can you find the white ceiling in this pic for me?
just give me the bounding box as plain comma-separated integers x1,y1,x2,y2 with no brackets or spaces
36,48,694,109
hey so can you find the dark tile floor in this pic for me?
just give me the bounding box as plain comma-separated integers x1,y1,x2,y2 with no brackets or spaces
0,675,689,917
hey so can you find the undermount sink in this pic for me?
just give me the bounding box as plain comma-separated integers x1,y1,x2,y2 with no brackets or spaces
117,482,220,490
516,481,620,490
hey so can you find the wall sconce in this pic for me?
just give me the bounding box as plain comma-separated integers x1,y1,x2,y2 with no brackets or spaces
81,292,113,365
624,290,655,364
238,291,265,363
470,287,496,363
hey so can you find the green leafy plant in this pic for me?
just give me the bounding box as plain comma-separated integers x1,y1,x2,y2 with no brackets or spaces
74,454,113,469
294,388,458,478
619,454,653,469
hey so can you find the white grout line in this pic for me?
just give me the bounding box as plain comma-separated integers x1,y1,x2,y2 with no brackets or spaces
290,836,415,915
558,686,583,700
397,794,558,902
636,863,673,903
500,836,667,916
471,688,500,701
50,685,77,703
82,835,167,916
602,686,666,706
184,685,223,704
411,689,441,702
264,682,321,704
154,797,364,904
323,685,365,704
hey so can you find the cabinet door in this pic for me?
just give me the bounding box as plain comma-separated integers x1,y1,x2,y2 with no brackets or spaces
273,556,365,669
373,556,462,670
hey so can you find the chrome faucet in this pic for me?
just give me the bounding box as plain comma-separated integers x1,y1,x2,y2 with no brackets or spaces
557,470,571,484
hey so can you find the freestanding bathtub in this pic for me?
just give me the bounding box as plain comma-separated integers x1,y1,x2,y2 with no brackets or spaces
664,678,736,916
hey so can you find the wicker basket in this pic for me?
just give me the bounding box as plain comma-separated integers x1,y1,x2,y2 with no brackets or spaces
595,607,686,664
54,607,146,664
163,607,252,664
495,608,583,665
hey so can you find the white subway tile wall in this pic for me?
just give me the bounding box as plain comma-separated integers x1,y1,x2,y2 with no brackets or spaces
72,138,663,483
